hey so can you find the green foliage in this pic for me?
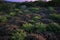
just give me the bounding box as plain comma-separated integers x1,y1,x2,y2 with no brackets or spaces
46,23,60,32
0,16,7,22
9,12,16,16
22,23,34,32
31,7,40,11
18,10,23,14
15,9,20,11
29,20,35,24
23,9,32,14
10,29,27,40
35,23,47,32
22,22,47,32
48,7,54,11
32,15,41,21
14,8,24,14
30,7,40,13
50,14,60,19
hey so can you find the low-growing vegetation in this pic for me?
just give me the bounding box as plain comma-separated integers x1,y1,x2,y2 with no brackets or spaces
0,1,60,40
0,16,8,22
50,14,60,19
10,29,27,40
32,15,41,21
46,23,60,32
22,23,34,32
35,23,47,32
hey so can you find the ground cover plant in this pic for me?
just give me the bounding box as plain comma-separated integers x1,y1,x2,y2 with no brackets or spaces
0,1,60,40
